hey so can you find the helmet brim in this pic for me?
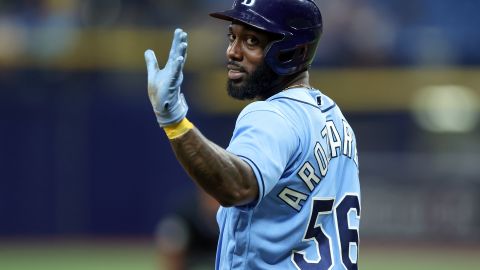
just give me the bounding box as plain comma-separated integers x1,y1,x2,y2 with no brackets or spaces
210,9,287,36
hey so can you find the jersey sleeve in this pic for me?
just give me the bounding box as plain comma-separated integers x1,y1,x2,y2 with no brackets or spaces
227,102,300,206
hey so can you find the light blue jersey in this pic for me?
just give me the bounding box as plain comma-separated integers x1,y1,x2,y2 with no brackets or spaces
217,87,361,270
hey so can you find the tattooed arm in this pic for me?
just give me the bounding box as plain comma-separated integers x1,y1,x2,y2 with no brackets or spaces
169,128,258,207
144,30,258,207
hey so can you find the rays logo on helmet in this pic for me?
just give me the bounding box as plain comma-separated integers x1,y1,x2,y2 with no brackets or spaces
241,0,255,7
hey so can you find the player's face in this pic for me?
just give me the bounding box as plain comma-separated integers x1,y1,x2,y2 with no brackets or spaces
226,23,280,100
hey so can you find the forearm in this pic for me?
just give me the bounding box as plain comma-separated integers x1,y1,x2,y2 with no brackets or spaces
169,127,258,207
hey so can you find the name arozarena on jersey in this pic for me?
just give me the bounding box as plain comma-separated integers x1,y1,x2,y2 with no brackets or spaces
279,119,359,211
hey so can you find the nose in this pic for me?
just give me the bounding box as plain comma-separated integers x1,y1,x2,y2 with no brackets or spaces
226,39,242,61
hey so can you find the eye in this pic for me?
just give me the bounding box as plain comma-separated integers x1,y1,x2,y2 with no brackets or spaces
227,33,235,43
246,36,259,46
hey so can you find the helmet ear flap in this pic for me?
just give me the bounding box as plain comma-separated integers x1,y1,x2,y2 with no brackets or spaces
266,37,319,75
278,49,296,64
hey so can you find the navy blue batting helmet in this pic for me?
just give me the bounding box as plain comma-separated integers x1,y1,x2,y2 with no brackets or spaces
210,0,323,75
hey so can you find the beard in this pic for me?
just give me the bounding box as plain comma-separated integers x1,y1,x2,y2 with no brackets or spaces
227,61,281,100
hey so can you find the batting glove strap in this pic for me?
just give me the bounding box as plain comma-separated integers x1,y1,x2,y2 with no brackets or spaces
155,92,189,127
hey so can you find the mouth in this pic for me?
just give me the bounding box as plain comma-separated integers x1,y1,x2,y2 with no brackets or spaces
227,64,246,81
228,70,245,80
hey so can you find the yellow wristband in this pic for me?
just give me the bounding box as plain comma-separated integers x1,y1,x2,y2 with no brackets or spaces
163,118,194,139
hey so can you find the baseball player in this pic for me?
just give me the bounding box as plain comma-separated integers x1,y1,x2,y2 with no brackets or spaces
144,0,361,269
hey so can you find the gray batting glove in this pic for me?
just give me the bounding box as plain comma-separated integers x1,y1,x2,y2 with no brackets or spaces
145,28,188,127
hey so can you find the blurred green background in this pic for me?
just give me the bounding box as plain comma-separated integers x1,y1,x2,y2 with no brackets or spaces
1,0,479,269
0,240,479,270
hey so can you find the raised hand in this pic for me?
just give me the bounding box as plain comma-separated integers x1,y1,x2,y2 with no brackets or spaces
145,28,188,126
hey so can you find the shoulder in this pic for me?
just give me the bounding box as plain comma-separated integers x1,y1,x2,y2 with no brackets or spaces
269,88,337,112
237,100,308,138
233,100,296,134
237,100,288,121
230,100,301,147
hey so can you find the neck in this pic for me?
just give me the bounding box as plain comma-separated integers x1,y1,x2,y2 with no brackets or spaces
283,71,310,89
257,70,310,100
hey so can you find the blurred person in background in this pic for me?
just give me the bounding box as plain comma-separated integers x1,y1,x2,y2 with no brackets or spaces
155,190,218,270
144,0,360,269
